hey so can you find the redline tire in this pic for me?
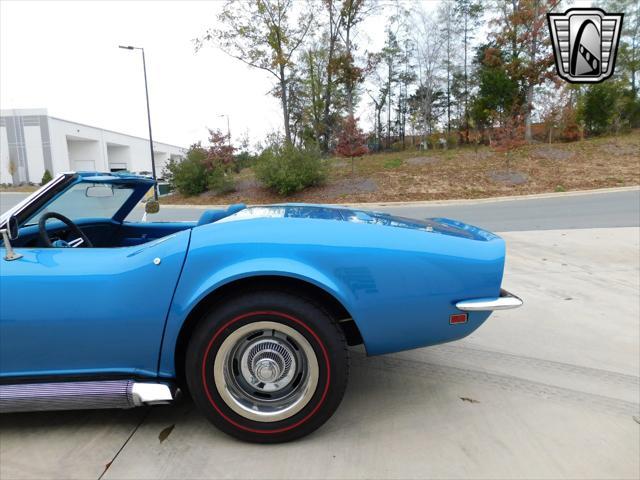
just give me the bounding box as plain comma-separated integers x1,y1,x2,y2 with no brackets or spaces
185,291,349,443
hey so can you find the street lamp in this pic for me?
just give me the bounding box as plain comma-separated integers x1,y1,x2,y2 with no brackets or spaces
119,45,158,200
219,114,231,147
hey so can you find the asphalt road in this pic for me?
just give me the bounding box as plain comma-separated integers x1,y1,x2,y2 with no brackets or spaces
1,188,639,232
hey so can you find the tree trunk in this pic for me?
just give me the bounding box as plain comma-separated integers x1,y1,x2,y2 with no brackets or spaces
387,59,392,149
524,83,533,142
377,106,382,150
345,26,354,116
279,65,292,144
321,2,339,153
308,51,322,143
464,16,469,144
446,25,451,133
524,0,539,143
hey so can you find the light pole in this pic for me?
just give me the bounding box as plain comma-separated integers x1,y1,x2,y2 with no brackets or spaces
119,45,158,200
219,114,231,147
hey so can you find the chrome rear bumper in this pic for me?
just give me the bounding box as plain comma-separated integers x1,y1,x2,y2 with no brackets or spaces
455,289,523,312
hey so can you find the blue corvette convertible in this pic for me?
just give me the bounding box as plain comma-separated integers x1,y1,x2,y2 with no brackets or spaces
0,172,521,442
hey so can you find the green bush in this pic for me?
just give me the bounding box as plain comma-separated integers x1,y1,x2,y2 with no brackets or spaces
233,151,257,172
41,169,53,185
577,81,640,135
445,132,460,148
578,82,619,135
164,146,208,196
255,142,327,196
207,164,235,194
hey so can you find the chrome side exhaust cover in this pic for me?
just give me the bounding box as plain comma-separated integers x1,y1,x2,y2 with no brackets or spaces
0,380,175,413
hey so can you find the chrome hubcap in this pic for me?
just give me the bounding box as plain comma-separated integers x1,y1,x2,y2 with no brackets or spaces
255,359,278,382
213,321,319,422
240,338,296,392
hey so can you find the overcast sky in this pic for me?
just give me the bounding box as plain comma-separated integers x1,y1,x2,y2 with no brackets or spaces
1,0,401,149
1,0,591,149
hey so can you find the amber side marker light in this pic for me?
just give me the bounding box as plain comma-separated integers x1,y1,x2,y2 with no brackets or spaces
450,313,468,325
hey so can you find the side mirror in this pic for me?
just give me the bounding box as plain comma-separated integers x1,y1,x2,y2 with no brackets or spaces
1,215,22,261
145,200,160,214
7,215,19,241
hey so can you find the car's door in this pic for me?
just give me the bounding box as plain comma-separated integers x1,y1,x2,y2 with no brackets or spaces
0,229,190,380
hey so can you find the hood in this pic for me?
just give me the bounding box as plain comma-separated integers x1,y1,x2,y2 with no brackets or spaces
217,204,498,242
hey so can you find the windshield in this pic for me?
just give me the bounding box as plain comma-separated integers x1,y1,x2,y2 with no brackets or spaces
24,182,136,226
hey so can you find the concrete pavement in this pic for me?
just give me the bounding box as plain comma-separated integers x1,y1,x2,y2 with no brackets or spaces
2,188,639,231
1,226,638,479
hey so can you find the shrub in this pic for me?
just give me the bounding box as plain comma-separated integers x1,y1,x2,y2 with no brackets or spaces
207,164,235,194
233,151,257,172
164,144,208,196
577,81,627,135
255,141,327,196
41,170,53,185
445,132,459,148
164,132,239,196
389,141,404,152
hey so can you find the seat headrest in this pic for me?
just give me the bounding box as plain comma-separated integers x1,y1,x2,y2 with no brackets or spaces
196,209,226,226
196,204,247,226
227,203,246,215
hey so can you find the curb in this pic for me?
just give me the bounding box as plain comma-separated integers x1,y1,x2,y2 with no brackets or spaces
159,185,640,210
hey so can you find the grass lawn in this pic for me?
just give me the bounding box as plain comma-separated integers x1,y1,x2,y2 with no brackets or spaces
5,131,636,203
163,130,639,205
0,185,39,193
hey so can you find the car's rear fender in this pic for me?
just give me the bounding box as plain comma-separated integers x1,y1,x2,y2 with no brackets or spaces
157,217,506,378
158,257,357,378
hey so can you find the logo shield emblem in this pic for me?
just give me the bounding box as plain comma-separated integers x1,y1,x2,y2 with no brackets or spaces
548,8,624,83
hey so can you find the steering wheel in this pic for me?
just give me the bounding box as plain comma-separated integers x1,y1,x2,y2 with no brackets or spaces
38,212,94,248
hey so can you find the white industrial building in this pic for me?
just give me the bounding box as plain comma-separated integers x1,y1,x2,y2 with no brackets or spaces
0,108,186,185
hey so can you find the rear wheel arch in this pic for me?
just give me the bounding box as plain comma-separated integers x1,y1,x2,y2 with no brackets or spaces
174,275,363,390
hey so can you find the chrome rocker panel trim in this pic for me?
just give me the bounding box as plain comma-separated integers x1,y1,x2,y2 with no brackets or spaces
0,380,175,413
455,289,523,312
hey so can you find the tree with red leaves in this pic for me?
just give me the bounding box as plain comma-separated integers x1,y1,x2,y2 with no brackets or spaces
205,129,235,170
205,129,236,194
335,115,368,174
491,113,526,171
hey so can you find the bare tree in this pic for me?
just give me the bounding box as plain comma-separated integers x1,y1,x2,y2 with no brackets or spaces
319,0,346,152
437,1,459,133
411,9,443,141
197,0,314,144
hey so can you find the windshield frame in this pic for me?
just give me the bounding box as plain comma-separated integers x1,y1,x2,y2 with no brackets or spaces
1,172,155,229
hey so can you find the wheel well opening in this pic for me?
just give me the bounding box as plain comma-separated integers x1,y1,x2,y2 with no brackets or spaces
174,275,363,391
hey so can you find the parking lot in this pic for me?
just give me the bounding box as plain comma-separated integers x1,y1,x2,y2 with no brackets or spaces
0,191,639,479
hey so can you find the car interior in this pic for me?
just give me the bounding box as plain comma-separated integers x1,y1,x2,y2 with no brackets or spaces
10,184,246,249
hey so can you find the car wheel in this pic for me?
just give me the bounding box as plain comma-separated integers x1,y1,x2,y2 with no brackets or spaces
185,290,349,443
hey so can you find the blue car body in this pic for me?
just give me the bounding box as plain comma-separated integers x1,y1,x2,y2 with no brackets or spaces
0,172,509,383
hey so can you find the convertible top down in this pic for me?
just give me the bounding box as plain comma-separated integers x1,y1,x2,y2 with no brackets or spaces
0,172,522,442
